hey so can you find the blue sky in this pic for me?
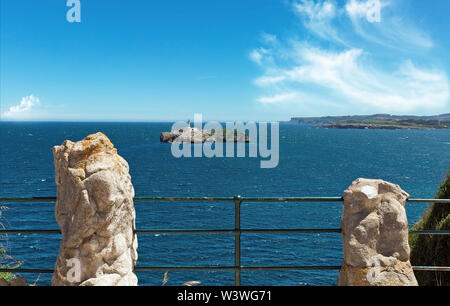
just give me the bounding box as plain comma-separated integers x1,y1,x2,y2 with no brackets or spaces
1,0,449,121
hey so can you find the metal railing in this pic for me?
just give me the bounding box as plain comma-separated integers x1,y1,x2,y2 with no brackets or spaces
1,196,450,285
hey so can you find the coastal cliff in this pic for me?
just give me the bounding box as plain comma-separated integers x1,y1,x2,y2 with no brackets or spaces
288,114,450,130
316,119,450,130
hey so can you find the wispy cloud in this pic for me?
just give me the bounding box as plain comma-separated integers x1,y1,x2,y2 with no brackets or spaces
261,32,278,44
292,0,433,50
346,0,382,19
249,48,268,66
345,0,433,50
258,92,300,104
293,0,344,44
249,32,280,66
250,0,449,114
1,95,40,119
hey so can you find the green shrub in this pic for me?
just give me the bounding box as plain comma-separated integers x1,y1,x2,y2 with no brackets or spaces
409,170,450,286
0,206,23,284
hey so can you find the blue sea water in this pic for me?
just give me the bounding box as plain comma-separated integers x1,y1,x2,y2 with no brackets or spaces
0,122,449,286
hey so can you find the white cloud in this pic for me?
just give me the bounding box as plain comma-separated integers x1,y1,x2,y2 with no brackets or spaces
254,45,449,112
261,32,277,44
294,0,336,20
293,0,345,44
249,48,273,66
2,95,40,119
254,74,287,87
250,0,449,114
249,49,264,65
291,0,433,51
258,92,299,104
346,0,380,19
345,0,433,50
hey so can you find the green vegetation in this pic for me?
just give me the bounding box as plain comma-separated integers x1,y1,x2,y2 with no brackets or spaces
289,113,450,130
0,206,23,284
409,171,450,286
319,118,450,130
0,249,23,284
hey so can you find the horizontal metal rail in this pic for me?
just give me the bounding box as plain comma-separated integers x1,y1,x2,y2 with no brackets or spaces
136,228,343,234
1,196,450,203
409,266,450,272
134,266,343,272
408,230,450,235
2,266,450,274
0,267,343,274
1,195,449,285
0,268,55,274
2,229,450,235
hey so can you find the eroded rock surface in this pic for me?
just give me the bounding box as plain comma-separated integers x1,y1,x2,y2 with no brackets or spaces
52,132,138,286
338,178,418,286
160,127,249,143
10,277,28,286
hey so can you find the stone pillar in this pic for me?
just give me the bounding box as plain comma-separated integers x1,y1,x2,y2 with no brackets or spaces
338,178,418,286
51,132,138,286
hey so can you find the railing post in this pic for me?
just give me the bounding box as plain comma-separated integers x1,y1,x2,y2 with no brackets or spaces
234,195,242,286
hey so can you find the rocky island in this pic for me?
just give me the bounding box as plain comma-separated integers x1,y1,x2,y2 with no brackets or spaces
288,114,450,130
160,124,250,143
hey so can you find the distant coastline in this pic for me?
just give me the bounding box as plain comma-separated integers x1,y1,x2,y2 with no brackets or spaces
286,114,450,130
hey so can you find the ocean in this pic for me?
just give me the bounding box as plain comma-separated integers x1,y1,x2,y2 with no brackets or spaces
0,122,449,286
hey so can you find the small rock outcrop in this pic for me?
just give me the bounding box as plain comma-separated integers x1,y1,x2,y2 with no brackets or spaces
10,277,28,286
338,178,418,286
0,277,29,286
52,132,138,286
160,127,249,143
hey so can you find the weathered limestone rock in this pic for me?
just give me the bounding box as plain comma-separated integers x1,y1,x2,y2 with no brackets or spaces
10,277,28,286
338,178,418,286
51,132,138,286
